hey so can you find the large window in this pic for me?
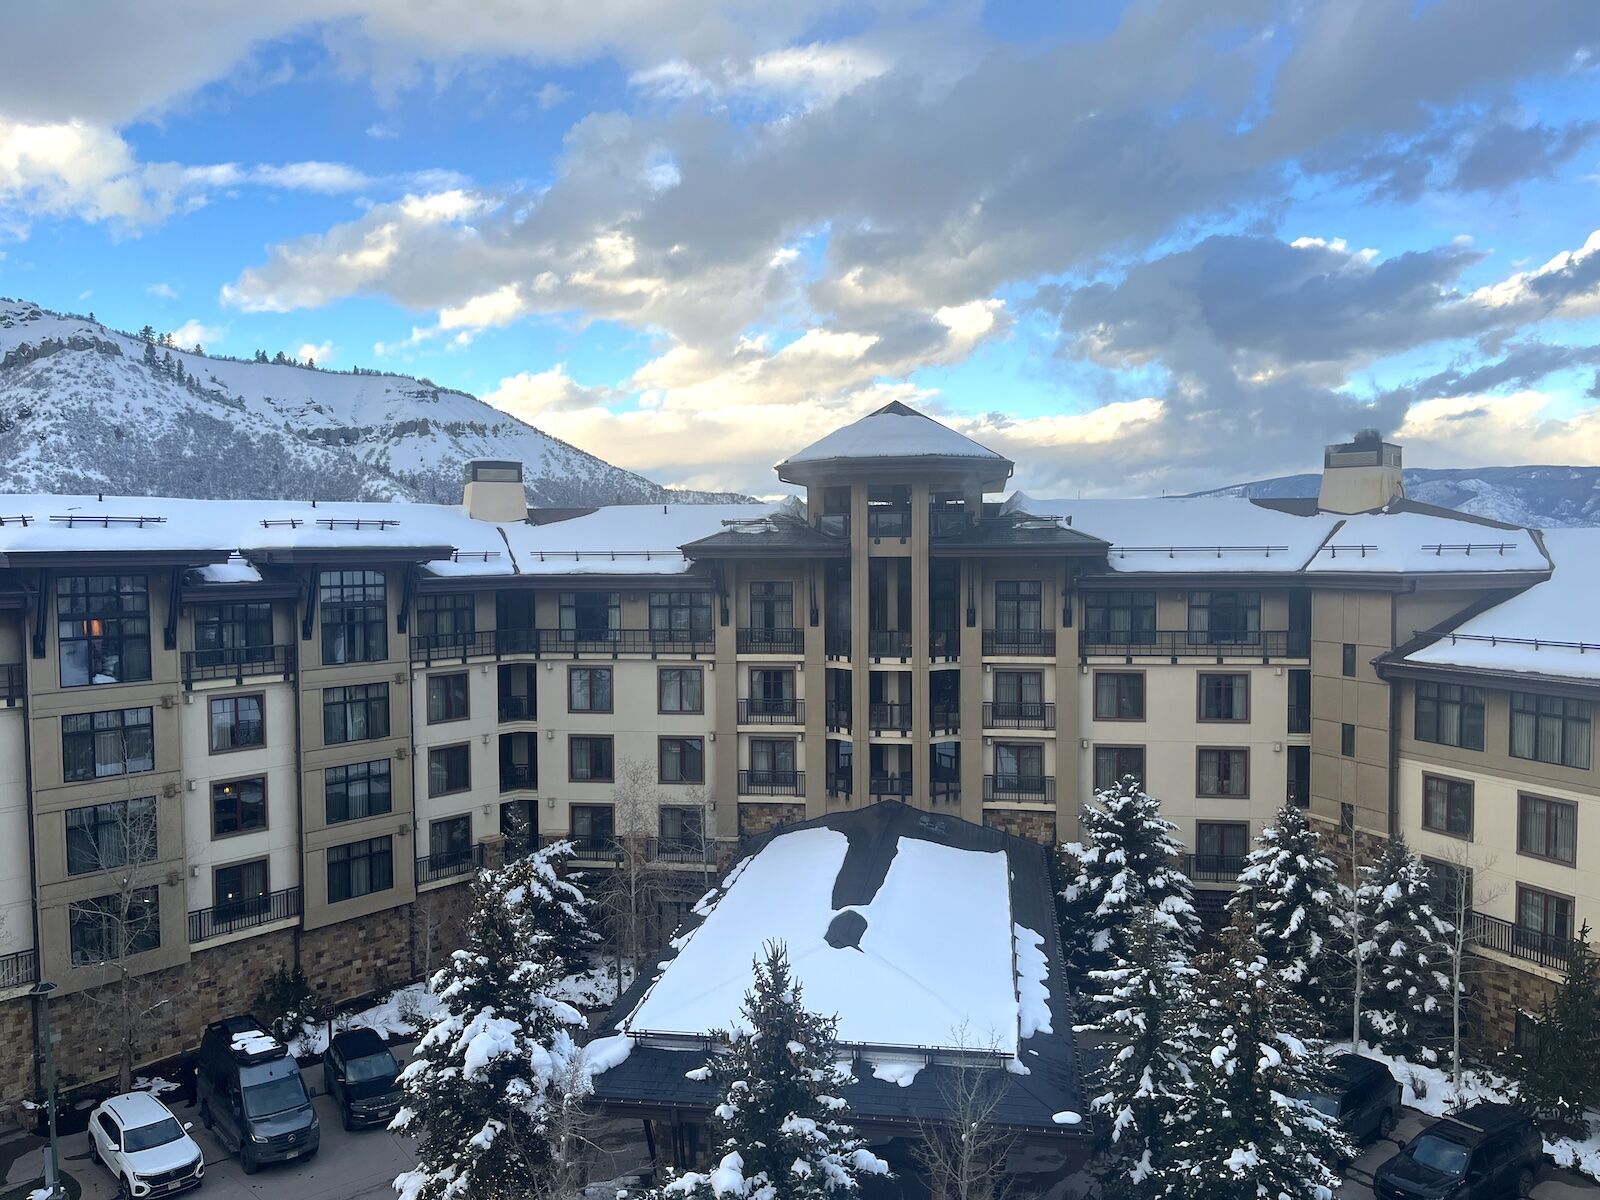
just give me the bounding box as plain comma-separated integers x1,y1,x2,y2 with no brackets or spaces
428,816,473,870
1084,590,1156,644
558,592,619,642
650,591,712,642
325,760,392,823
1517,885,1574,952
1414,682,1485,751
211,777,266,837
209,694,264,752
1519,794,1577,865
1188,590,1260,645
659,737,705,784
427,673,470,723
658,667,703,714
320,570,387,665
414,594,475,645
570,805,615,849
58,575,151,687
323,683,389,745
66,796,157,875
429,744,472,796
750,738,797,778
1423,857,1473,920
192,602,274,667
327,836,394,903
1421,775,1473,839
1196,821,1248,862
994,580,1043,633
1092,672,1143,720
569,736,614,782
69,888,160,965
568,667,613,713
1197,748,1249,797
1198,673,1249,722
748,582,794,630
62,707,154,782
659,806,704,853
214,860,269,920
1093,745,1145,791
994,742,1043,784
1511,693,1592,769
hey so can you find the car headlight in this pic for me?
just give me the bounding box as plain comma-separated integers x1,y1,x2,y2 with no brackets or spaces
251,1132,269,1143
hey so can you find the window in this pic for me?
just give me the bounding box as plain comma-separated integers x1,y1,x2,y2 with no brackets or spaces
414,594,475,646
1340,803,1355,839
567,666,613,713
1414,682,1486,751
58,575,151,687
660,737,705,784
192,602,273,667
650,591,712,642
1341,722,1356,757
429,744,472,796
1196,821,1248,862
749,581,794,629
569,736,614,782
1188,590,1260,645
427,673,469,723
1093,745,1145,791
62,707,154,781
428,816,473,869
209,695,264,752
1519,794,1577,865
1517,885,1574,952
1421,775,1473,839
1092,672,1143,720
1514,1012,1546,1057
659,806,704,852
69,887,160,964
327,836,394,903
1197,748,1249,797
211,777,266,837
994,742,1043,783
1511,693,1592,769
1424,856,1473,920
570,805,615,849
750,738,797,777
1084,591,1155,644
658,667,704,713
322,683,389,745
1198,673,1249,722
213,860,268,920
65,796,157,875
558,591,619,642
325,760,392,823
1342,643,1357,677
320,570,388,665
994,580,1043,632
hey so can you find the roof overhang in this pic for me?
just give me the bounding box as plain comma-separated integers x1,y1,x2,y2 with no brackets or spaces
1376,655,1600,699
250,545,457,565
0,549,235,569
775,455,1012,491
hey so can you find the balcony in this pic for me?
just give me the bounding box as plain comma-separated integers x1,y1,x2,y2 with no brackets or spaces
1180,853,1246,884
982,629,1056,657
566,834,620,860
649,837,711,865
825,628,851,658
929,509,970,539
826,771,853,797
984,775,1055,803
739,769,804,796
500,763,537,792
868,702,911,734
1079,629,1303,661
739,698,805,725
868,629,912,660
1287,777,1310,809
870,775,913,801
738,626,805,655
930,778,961,804
1287,704,1311,734
826,701,852,731
181,644,296,689
498,694,536,722
188,886,301,944
0,946,38,990
867,508,910,539
816,513,850,538
982,701,1056,730
929,629,960,661
1470,911,1576,973
495,628,540,655
416,844,485,886
410,628,497,664
930,706,960,735
534,628,715,657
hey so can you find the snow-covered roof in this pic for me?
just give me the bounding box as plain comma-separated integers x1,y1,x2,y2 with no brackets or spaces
503,502,782,576
779,400,1008,469
1302,510,1548,574
1400,528,1600,682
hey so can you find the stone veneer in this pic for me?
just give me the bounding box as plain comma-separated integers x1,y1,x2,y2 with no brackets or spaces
1467,950,1560,1055
984,807,1056,846
737,802,807,840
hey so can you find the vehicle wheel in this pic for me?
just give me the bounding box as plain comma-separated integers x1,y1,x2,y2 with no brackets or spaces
117,1175,133,1200
242,1150,259,1175
1517,1168,1535,1198
1378,1108,1397,1140
89,1141,101,1167
341,1105,354,1132
198,1102,212,1130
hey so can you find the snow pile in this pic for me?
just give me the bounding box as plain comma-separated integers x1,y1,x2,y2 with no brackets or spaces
1013,924,1053,1037
868,1057,924,1088
288,982,446,1057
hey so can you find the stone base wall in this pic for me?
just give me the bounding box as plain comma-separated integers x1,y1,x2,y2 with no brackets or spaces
0,992,34,1113
738,802,806,840
411,882,478,981
1308,815,1390,883
1467,951,1560,1056
984,807,1056,846
301,905,414,1006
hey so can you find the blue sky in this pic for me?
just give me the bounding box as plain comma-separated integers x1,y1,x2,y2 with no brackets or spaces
2,1,1599,497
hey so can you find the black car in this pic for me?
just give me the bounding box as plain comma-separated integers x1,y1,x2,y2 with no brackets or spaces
1374,1103,1543,1200
324,1027,403,1130
1294,1053,1402,1147
195,1015,320,1174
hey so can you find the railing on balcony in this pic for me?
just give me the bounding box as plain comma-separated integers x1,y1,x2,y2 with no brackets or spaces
868,629,912,660
930,778,961,804
826,771,853,797
930,706,960,735
1287,704,1311,734
500,763,537,792
867,508,910,538
566,835,620,860
1180,853,1246,884
649,837,711,865
870,775,913,801
410,629,497,664
983,701,1056,729
929,629,960,660
188,886,300,943
181,644,296,689
816,513,850,538
739,769,804,796
1470,911,1576,972
824,627,851,658
498,694,536,722
534,628,715,657
416,844,485,886
868,702,911,733
984,775,1055,803
495,627,540,655
1287,776,1310,809
0,947,38,990
929,509,970,539
738,627,805,655
739,698,804,725
982,629,1056,657
1079,629,1301,660
825,700,852,731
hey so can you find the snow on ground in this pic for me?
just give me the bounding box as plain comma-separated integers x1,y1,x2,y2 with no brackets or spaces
552,959,637,1010
288,984,448,1057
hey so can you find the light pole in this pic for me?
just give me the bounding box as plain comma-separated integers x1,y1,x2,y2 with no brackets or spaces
30,980,62,1200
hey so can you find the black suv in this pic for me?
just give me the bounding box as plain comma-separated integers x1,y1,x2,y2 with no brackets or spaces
1374,1104,1543,1200
324,1026,403,1130
196,1015,320,1174
1294,1053,1402,1147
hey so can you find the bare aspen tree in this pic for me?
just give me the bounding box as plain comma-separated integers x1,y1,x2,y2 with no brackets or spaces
1433,842,1504,1090
596,758,667,986
914,1027,1016,1200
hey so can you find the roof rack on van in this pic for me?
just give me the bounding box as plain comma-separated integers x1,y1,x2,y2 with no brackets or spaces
211,1014,289,1064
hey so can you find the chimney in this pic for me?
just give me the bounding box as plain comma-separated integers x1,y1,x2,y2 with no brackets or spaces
1317,430,1404,514
463,460,527,522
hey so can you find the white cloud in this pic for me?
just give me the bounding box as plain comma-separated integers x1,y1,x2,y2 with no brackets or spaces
249,161,374,193
171,318,223,349
147,282,178,300
535,82,569,110
296,340,334,363
629,39,891,108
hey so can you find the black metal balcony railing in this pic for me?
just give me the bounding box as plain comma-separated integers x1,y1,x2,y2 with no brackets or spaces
416,844,485,886
410,629,497,664
868,629,912,659
500,763,537,792
188,886,301,944
739,698,804,725
826,771,853,797
1181,853,1247,883
1287,704,1311,734
567,834,620,859
870,775,914,800
1079,629,1301,660
498,694,535,722
1471,911,1576,972
826,700,852,731
930,778,961,804
0,946,38,990
825,628,851,658
649,837,710,865
929,629,960,660
930,706,960,735
495,627,540,655
1,663,22,707
738,627,805,655
983,701,1056,729
868,702,912,733
535,628,715,657
867,508,910,538
984,775,1055,803
816,513,849,538
982,629,1056,657
181,644,296,689
929,509,970,539
739,769,804,796
1287,777,1310,809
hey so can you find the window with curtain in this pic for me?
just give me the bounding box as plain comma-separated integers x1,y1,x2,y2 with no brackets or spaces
568,667,613,712
322,683,389,744
1518,794,1577,864
659,806,704,850
429,816,472,867
325,759,392,823
750,738,796,777
58,575,151,687
1423,856,1473,921
428,744,472,796
1414,682,1486,751
649,591,712,641
659,737,705,784
1092,672,1142,720
1188,591,1260,645
327,836,394,903
192,602,273,666
569,736,615,782
209,694,265,752
1196,821,1248,861
65,796,157,875
319,570,387,664
1083,591,1155,644
211,777,267,837
69,888,160,964
414,594,475,645
658,667,703,713
994,580,1043,633
426,673,470,723
1517,885,1573,950
558,592,619,642
1198,673,1249,721
748,582,794,630
62,707,154,781
1197,747,1249,796
1093,745,1145,790
1510,693,1591,769
1421,775,1473,838
994,742,1043,784
214,860,269,919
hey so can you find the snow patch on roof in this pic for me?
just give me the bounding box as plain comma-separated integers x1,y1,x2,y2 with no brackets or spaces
505,502,781,576
781,402,1007,467
1304,510,1548,574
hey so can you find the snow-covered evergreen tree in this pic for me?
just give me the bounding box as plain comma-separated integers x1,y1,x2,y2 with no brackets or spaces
1506,922,1600,1138
1227,804,1346,1026
502,839,601,978
393,859,589,1200
1169,912,1352,1200
1359,835,1454,1062
644,942,889,1199
1058,775,1199,974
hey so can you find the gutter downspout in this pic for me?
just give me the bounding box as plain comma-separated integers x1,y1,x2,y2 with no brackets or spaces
292,574,307,971
1386,582,1416,839
20,574,42,1097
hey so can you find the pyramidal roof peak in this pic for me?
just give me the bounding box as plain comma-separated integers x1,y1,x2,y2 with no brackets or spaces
778,400,1010,476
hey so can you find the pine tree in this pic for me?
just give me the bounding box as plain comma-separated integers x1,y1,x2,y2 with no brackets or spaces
500,839,600,978
1227,804,1346,1026
1058,775,1199,975
393,858,589,1200
142,341,158,368
1360,836,1454,1062
642,942,889,1198
1506,923,1600,1138
1169,911,1352,1200
138,324,155,342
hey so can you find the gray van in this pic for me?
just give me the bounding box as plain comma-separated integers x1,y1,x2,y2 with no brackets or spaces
195,1016,319,1174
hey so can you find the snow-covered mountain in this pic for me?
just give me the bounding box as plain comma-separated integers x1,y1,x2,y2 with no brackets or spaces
0,299,745,506
1191,467,1600,528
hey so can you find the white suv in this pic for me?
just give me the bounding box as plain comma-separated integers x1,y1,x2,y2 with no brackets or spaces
88,1091,205,1198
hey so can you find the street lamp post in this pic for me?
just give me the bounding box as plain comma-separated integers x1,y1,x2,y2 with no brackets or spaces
30,980,62,1200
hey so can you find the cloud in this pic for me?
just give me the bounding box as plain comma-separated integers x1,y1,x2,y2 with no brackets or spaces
296,340,334,363
535,82,569,110
147,282,178,300
171,319,223,349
